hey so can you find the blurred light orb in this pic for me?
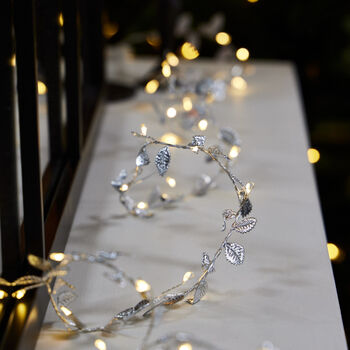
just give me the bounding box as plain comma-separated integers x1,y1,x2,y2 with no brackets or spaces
160,133,180,144
198,119,208,131
166,107,177,118
181,42,199,60
327,243,340,261
135,279,151,293
231,76,247,90
49,252,65,262
103,22,118,39
162,62,172,78
166,177,176,188
178,343,192,350
94,339,107,350
58,13,64,27
146,32,161,47
37,81,47,95
247,0,259,3
140,123,147,136
166,52,179,66
145,79,159,94
236,48,250,61
137,201,148,210
307,148,320,164
215,32,232,46
229,145,241,159
183,96,193,111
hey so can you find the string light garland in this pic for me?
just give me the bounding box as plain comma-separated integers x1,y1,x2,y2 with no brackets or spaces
0,133,256,349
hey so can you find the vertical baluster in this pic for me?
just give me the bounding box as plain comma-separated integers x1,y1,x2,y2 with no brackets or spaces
63,0,82,158
0,0,22,277
13,0,45,259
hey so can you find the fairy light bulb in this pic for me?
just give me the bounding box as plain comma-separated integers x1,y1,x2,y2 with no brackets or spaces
58,13,64,27
229,145,241,159
215,32,232,46
191,146,199,153
245,182,254,195
12,289,26,300
60,305,72,316
182,271,194,282
160,133,180,144
166,177,176,188
178,343,192,350
166,107,177,118
94,339,107,350
119,184,129,192
236,48,250,61
137,201,148,210
181,42,199,60
49,252,65,262
231,76,247,90
0,290,8,299
307,148,320,164
166,52,179,66
327,243,340,261
140,124,147,136
198,119,208,131
183,96,193,111
145,79,159,94
10,54,16,67
162,62,171,78
37,81,47,95
135,279,151,293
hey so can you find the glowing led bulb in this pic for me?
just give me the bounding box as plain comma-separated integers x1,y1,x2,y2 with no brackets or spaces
137,202,148,210
166,107,177,118
0,290,8,299
119,184,129,192
236,48,250,61
145,79,159,94
58,13,64,27
160,133,180,144
140,124,147,136
191,146,199,153
327,243,340,261
231,76,247,90
229,145,241,159
94,339,107,350
60,305,72,316
166,52,179,66
12,289,26,300
162,62,171,78
10,54,16,67
49,252,65,262
181,42,199,60
166,177,176,188
198,119,208,131
182,271,194,282
215,32,232,46
245,182,254,195
178,343,192,350
135,279,151,293
183,96,193,111
37,81,47,95
307,148,320,164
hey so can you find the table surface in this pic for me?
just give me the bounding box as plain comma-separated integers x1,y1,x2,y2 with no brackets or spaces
35,57,347,350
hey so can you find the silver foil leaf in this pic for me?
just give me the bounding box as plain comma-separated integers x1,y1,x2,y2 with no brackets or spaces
57,291,77,306
210,80,226,101
115,307,135,321
207,145,229,160
187,279,208,304
155,146,171,176
104,271,127,287
202,252,214,273
193,174,213,196
218,128,241,146
121,195,135,211
223,209,236,220
111,169,128,189
240,198,252,217
163,292,185,305
97,251,118,261
188,135,206,147
136,147,150,167
134,299,150,311
232,217,257,234
224,242,245,265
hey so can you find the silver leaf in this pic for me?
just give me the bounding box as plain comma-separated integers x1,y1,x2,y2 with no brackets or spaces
136,147,150,167
224,242,245,265
218,128,241,146
121,195,135,211
111,169,128,189
97,251,118,261
201,252,214,273
155,146,171,176
188,135,206,147
223,209,236,220
232,217,257,234
57,291,77,306
192,174,213,196
187,279,208,304
163,292,185,305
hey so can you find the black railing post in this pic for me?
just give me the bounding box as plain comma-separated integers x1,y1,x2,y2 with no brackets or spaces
13,0,45,259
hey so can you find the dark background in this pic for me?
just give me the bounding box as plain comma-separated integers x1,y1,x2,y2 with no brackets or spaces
104,0,350,341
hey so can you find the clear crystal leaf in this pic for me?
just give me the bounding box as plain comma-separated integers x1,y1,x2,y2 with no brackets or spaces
58,291,77,306
201,252,214,273
232,217,257,234
187,279,208,304
223,209,236,220
27,254,51,271
155,146,171,176
136,147,150,167
224,242,245,265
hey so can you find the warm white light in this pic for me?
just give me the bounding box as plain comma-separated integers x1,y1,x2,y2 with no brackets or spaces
181,42,199,60
247,0,259,3
166,177,176,188
94,339,107,350
10,54,16,67
0,290,8,299
178,343,192,350
146,32,161,47
307,148,320,164
183,271,194,282
327,243,340,261
49,252,65,262
236,48,250,61
160,133,180,144
145,79,159,94
215,32,232,46
58,13,64,27
137,201,148,210
60,305,72,316
37,81,47,95
191,146,199,153
198,119,208,131
135,279,151,293
229,145,241,159
183,96,193,111
166,52,179,66
12,289,26,300
231,76,247,90
140,124,147,136
161,193,169,200
119,184,129,192
103,22,119,39
166,107,177,118
162,62,171,78
245,182,254,195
